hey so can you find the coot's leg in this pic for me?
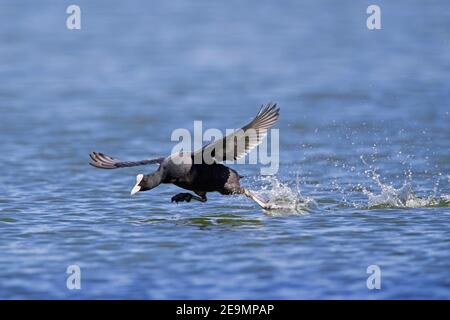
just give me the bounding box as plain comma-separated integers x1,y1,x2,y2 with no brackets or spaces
171,192,207,203
240,188,272,210
194,191,207,202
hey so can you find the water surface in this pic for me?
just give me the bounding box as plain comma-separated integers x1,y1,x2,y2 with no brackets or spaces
0,0,449,299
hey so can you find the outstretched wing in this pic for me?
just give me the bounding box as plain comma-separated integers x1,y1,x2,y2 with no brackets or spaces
89,151,164,169
199,102,280,163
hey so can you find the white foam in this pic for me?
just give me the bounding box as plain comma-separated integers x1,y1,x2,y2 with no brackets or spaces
253,176,317,214
363,172,447,208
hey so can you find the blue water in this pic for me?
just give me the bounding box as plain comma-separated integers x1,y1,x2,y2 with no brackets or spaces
0,0,449,299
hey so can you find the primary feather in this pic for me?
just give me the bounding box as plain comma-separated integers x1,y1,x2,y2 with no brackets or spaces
199,102,280,162
89,151,164,169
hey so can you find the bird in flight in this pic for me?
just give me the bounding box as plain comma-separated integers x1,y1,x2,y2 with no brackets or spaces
89,103,280,210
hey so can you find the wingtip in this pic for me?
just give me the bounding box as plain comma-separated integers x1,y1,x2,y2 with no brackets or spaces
261,102,279,113
89,161,104,169
89,152,115,169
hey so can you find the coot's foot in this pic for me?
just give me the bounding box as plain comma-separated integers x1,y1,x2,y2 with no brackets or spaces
171,193,193,203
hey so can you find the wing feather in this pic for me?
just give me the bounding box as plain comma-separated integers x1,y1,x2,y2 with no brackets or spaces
89,152,164,169
199,102,280,162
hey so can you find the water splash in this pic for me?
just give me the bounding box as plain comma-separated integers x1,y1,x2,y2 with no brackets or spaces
252,175,317,214
362,169,449,209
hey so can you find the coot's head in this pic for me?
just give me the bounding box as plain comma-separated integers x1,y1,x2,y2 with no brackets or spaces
130,172,162,195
